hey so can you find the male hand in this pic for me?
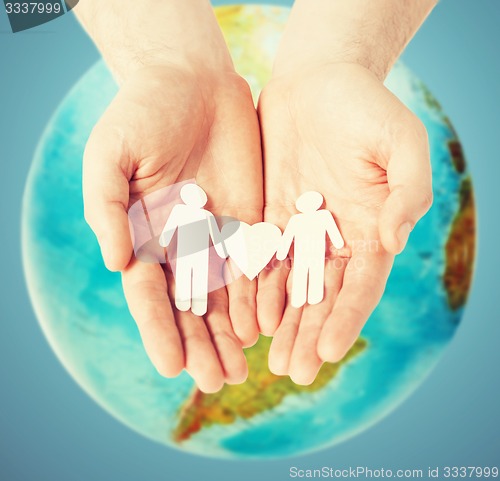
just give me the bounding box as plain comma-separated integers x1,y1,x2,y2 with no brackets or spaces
257,62,432,385
83,65,263,393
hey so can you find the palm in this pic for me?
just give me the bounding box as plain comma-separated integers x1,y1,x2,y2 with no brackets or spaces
105,70,260,212
266,124,389,246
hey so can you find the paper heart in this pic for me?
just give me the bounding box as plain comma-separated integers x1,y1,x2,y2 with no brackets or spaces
221,221,282,280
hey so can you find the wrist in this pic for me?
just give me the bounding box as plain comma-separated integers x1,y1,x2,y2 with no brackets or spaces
75,0,234,84
101,39,235,85
115,63,248,120
273,50,388,84
272,0,437,81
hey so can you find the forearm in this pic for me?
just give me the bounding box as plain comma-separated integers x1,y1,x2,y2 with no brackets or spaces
74,0,233,83
274,0,437,80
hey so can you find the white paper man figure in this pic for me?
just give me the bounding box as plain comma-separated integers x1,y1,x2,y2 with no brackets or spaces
159,184,227,316
276,191,345,308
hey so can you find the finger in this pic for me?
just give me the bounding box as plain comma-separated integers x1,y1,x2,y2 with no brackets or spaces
225,260,260,347
257,205,295,336
268,271,303,375
268,304,302,376
288,258,347,385
122,258,184,378
318,251,393,363
175,307,226,394
166,261,225,393
165,269,225,393
379,118,433,254
205,288,248,385
257,258,289,336
83,125,133,271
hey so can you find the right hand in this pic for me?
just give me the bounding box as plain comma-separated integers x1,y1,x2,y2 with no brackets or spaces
83,65,263,392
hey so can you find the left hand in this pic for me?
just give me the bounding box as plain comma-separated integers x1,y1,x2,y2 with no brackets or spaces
257,62,433,385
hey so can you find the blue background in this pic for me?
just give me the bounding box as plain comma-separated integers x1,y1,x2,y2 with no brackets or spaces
0,1,499,479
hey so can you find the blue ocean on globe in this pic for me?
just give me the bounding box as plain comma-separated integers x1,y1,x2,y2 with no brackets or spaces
22,6,475,459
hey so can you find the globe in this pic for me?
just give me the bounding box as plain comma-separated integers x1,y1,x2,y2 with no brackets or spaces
22,5,476,459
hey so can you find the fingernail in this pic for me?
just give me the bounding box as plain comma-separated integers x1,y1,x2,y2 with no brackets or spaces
396,222,412,253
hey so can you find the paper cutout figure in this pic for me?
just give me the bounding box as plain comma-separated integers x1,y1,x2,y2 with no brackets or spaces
221,221,282,280
276,191,345,308
158,186,344,314
159,184,227,316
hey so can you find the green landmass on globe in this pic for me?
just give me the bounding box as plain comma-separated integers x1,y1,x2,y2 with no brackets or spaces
442,134,475,311
444,174,475,310
420,82,475,311
174,337,367,442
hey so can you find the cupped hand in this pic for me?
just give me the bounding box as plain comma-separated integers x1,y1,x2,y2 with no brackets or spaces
257,63,432,385
83,65,263,392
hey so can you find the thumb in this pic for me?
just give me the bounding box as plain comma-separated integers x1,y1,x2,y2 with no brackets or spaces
379,120,433,255
83,126,133,271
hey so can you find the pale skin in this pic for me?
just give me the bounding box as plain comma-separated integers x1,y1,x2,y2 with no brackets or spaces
75,0,436,391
